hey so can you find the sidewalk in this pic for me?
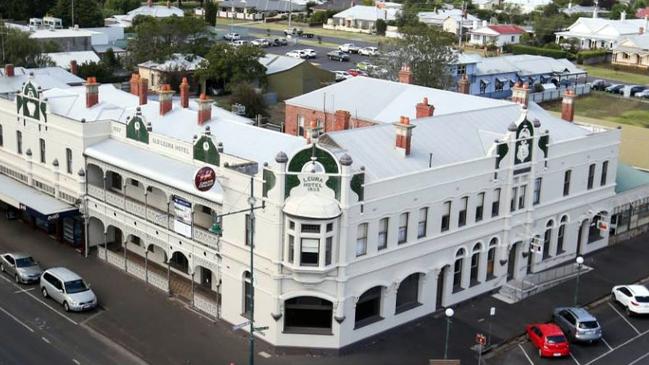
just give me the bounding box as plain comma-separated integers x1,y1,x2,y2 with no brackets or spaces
0,214,648,364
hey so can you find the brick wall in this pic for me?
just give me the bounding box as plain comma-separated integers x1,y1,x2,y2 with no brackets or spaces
284,104,376,137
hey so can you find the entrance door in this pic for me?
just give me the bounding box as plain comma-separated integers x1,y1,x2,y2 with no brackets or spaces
436,266,447,309
507,242,519,280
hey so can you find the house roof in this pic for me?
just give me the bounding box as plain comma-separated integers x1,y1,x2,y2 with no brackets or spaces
636,7,649,18
138,54,205,72
41,84,305,165
417,9,479,25
29,28,99,39
556,17,648,41
615,34,649,51
126,4,184,18
0,67,84,95
285,76,511,124
333,5,401,22
487,24,525,34
475,54,585,76
259,54,304,74
320,102,595,182
45,51,100,69
219,0,306,11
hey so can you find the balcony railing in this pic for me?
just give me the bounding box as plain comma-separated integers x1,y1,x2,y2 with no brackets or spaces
194,226,219,250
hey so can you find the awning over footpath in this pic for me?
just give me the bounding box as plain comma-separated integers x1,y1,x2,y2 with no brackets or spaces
0,174,76,217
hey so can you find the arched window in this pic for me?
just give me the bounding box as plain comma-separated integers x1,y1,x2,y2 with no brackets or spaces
470,243,482,285
355,286,383,329
487,238,497,279
453,249,465,292
557,216,568,254
284,297,333,334
543,220,554,260
396,273,421,314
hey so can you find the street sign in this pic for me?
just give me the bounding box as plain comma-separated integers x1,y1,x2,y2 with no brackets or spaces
475,333,487,346
232,321,250,331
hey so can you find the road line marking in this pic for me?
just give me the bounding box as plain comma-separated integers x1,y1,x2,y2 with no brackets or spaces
518,344,535,365
79,309,104,325
72,359,80,365
0,278,78,325
41,336,51,344
0,275,10,283
629,351,649,365
570,352,581,365
584,329,649,365
14,287,35,294
0,304,35,333
608,302,641,335
601,337,613,351
258,351,271,358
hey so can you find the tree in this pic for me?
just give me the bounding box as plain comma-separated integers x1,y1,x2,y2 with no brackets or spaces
195,43,266,93
375,25,457,89
229,82,268,118
532,14,568,45
0,26,56,67
125,16,210,67
104,0,141,14
50,0,104,27
205,1,218,25
376,19,387,35
0,0,56,21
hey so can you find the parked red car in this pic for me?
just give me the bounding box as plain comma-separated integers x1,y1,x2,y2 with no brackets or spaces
346,69,367,77
526,323,570,358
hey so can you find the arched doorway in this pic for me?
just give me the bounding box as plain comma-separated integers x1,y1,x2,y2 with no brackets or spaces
87,217,104,250
507,242,522,281
106,225,123,252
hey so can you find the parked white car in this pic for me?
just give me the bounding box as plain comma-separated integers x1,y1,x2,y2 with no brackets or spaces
251,38,270,47
334,70,351,82
339,43,360,53
223,32,240,41
635,89,649,98
359,46,379,56
286,50,306,59
232,40,248,47
302,49,317,58
611,285,649,316
40,267,97,312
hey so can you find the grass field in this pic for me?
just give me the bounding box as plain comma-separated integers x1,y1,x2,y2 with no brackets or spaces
543,92,649,128
581,64,649,85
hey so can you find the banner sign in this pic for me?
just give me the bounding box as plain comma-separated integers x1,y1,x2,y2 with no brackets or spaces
194,166,216,192
173,196,192,238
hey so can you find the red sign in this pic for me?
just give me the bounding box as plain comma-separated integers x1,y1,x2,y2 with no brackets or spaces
194,166,216,192
598,220,609,232
475,333,486,346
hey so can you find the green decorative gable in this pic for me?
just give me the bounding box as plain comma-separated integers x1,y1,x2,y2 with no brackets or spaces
262,168,276,198
538,134,549,159
496,143,509,169
326,176,341,200
514,119,533,165
126,114,149,144
16,81,46,122
193,135,220,166
288,145,339,174
351,173,365,202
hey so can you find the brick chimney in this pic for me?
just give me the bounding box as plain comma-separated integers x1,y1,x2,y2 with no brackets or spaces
159,84,174,116
416,97,434,118
398,65,413,84
85,77,99,108
180,77,189,108
334,109,351,130
138,77,148,105
511,81,530,107
147,0,152,6
394,116,416,157
4,64,14,77
561,89,576,122
197,93,212,124
129,73,140,96
69,60,78,75
457,74,470,94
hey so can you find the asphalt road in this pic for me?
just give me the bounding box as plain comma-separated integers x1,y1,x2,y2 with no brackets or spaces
0,271,146,365
485,289,649,365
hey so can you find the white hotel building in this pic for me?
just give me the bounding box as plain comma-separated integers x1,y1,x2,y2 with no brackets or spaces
0,65,648,350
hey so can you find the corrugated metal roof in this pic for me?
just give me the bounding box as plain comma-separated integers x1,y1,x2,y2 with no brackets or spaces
476,55,584,76
333,5,400,21
285,76,511,124
259,54,304,75
321,102,593,182
0,67,83,94
220,0,306,11
45,51,100,69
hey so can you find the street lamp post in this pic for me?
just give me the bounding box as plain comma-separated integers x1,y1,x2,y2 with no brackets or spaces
247,179,256,365
444,308,454,359
574,256,584,306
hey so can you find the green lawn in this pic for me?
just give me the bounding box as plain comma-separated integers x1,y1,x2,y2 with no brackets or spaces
581,64,649,85
543,92,649,128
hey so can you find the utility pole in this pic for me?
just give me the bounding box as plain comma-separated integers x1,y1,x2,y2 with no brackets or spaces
71,0,75,27
247,177,256,365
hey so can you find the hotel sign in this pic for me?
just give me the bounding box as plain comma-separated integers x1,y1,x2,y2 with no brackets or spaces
194,166,216,192
301,175,325,193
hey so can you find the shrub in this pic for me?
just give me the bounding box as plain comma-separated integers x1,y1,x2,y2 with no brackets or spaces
511,44,569,59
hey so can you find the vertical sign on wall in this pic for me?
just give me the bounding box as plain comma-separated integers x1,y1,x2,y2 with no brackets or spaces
173,196,193,238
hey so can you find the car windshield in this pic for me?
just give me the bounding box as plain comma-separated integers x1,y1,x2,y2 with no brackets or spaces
64,279,88,294
636,296,649,303
15,257,36,268
546,335,567,344
578,321,599,329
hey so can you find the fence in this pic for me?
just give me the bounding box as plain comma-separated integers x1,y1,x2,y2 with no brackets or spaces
498,262,592,303
528,83,591,104
96,247,169,294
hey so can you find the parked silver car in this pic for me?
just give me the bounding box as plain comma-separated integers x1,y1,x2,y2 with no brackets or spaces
553,307,602,342
0,252,43,284
40,267,97,312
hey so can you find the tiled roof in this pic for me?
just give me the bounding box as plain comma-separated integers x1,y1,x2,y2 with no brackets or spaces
488,24,525,34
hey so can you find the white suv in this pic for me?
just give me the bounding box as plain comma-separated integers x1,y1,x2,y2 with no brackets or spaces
339,43,360,53
41,267,97,312
611,285,649,316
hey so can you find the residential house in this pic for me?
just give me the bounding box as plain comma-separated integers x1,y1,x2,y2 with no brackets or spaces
105,0,184,28
612,34,649,69
469,24,525,47
44,51,101,71
260,54,334,101
555,14,649,50
218,0,305,20
417,9,480,36
137,54,205,92
324,3,401,34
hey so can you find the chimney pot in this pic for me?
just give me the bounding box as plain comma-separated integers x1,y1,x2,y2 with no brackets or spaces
457,74,470,94
85,77,99,108
69,60,78,75
416,97,435,118
180,77,190,108
334,109,351,131
159,84,174,116
4,64,14,77
129,73,140,95
197,93,212,125
511,81,530,107
394,115,415,157
139,77,149,105
398,65,413,84
561,89,576,122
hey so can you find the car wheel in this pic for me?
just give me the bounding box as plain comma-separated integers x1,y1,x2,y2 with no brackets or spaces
610,293,616,303
538,348,543,358
63,302,70,312
0,263,4,272
14,274,19,283
41,287,48,298
626,306,633,317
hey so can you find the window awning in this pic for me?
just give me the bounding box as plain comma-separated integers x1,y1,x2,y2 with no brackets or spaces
496,77,508,83
480,79,490,85
0,174,76,217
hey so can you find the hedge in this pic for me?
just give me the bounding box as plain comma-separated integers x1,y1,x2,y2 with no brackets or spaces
576,49,609,64
511,45,569,59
